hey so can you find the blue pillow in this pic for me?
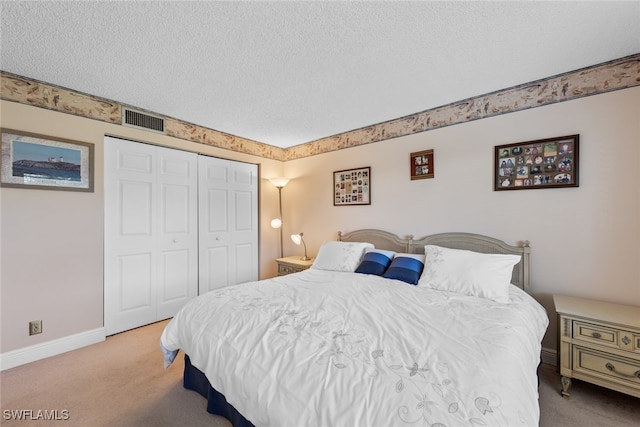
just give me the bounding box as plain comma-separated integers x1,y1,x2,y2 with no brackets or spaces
355,249,395,276
382,254,425,285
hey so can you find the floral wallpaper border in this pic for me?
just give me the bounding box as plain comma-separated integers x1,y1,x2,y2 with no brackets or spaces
1,53,638,162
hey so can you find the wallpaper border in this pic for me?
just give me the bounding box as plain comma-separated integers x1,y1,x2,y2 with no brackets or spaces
1,53,638,162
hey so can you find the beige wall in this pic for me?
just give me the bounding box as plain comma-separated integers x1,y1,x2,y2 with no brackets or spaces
0,101,284,354
1,86,638,358
282,87,640,351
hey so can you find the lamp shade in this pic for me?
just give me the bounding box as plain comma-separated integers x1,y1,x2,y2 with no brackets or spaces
269,177,290,188
270,218,282,229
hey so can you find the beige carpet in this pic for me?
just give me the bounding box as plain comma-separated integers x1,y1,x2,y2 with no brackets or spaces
1,320,638,426
538,361,639,427
1,320,229,427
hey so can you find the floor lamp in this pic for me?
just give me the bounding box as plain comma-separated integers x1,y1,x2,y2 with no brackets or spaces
269,177,290,258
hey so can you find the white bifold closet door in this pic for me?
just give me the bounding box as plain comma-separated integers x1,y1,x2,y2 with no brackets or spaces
104,137,198,335
198,155,259,294
104,137,259,335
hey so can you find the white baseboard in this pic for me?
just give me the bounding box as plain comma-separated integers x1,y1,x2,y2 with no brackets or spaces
541,346,557,366
0,327,106,371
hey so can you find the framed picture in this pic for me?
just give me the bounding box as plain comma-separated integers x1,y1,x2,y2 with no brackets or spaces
1,128,94,192
410,149,434,180
333,166,370,206
494,135,579,191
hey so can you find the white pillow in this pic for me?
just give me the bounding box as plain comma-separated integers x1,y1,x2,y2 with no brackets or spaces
311,241,374,272
418,245,521,303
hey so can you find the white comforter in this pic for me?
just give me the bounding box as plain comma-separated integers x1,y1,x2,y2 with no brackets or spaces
161,269,548,427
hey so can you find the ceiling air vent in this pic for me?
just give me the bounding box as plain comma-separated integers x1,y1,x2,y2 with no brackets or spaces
122,108,165,133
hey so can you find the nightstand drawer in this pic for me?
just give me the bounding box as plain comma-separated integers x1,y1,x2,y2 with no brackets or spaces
573,321,618,348
278,264,299,275
573,320,639,353
573,346,640,387
275,256,314,276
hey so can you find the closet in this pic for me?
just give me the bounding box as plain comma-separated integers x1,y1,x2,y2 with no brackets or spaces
104,136,258,335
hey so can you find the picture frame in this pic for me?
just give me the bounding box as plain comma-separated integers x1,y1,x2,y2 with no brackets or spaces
494,134,579,191
333,166,370,206
410,149,434,180
1,128,94,192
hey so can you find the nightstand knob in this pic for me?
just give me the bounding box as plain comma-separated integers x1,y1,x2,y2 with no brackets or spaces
592,332,601,339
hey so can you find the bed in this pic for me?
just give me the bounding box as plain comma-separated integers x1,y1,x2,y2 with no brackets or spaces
160,229,549,427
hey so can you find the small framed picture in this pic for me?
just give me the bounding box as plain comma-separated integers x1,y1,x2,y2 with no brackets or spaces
1,128,94,192
333,166,370,206
410,149,434,180
494,135,579,191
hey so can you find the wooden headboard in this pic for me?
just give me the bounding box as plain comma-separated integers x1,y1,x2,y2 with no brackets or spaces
338,229,531,294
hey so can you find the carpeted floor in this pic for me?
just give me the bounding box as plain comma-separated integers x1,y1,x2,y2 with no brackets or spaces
537,361,639,427
1,321,228,427
1,320,638,426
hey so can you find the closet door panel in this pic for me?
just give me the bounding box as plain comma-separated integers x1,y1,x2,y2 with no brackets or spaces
159,249,191,302
198,157,231,294
199,156,258,294
230,161,259,284
205,188,229,233
118,253,153,311
156,146,198,319
105,139,158,335
162,184,190,233
206,162,229,182
120,181,153,236
234,191,254,231
201,246,229,293
235,243,256,285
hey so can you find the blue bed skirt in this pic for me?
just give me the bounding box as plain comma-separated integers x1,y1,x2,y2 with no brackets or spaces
183,354,256,427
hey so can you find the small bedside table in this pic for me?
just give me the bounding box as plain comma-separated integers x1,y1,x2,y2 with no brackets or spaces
554,294,640,399
276,256,314,276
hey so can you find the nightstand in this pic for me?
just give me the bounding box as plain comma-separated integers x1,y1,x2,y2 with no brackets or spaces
554,294,640,399
276,256,314,276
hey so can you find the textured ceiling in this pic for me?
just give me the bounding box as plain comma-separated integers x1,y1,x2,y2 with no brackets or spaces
1,1,639,148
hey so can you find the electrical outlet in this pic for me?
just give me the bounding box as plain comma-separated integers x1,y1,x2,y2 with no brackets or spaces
29,320,42,336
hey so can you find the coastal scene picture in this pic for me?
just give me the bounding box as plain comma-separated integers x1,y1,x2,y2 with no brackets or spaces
12,141,82,181
1,129,94,191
